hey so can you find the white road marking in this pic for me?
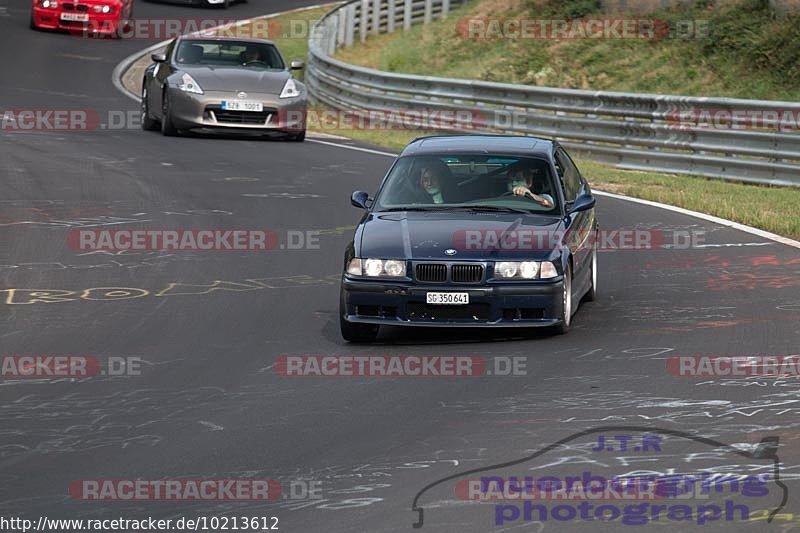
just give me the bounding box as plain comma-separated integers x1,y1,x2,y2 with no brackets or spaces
594,190,800,250
307,139,397,158
691,242,773,248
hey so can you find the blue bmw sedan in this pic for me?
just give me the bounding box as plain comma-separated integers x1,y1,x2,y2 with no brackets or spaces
340,135,598,342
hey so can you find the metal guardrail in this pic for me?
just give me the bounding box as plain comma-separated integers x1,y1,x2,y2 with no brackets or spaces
306,0,800,187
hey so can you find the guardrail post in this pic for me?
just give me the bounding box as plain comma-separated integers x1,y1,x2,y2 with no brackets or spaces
360,0,369,42
442,0,450,17
345,3,356,47
424,0,433,24
370,0,381,35
372,0,381,35
336,8,347,47
387,0,396,32
328,15,338,55
403,0,412,30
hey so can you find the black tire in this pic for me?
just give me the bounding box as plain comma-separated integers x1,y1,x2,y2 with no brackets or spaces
141,86,159,131
287,130,306,142
552,262,572,335
30,12,37,30
160,90,178,136
582,244,597,303
339,287,378,343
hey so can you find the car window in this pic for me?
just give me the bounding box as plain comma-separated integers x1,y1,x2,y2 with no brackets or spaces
373,154,560,214
174,41,285,69
555,148,581,202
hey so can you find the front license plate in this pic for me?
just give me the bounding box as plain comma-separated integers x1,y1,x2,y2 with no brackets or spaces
221,100,263,112
426,292,469,305
61,13,89,21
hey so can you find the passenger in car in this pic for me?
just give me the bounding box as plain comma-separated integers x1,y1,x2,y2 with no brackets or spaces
417,159,458,204
177,44,204,65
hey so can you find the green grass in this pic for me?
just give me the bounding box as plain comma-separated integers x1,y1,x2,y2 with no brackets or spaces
335,0,800,100
578,159,800,239
236,2,800,240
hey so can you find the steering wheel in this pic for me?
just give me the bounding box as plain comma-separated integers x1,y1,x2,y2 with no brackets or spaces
243,60,268,67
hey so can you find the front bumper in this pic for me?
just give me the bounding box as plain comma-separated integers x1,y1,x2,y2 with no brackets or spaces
341,277,565,327
167,89,307,133
32,7,121,34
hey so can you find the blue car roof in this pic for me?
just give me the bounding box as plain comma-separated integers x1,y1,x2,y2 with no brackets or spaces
399,135,554,157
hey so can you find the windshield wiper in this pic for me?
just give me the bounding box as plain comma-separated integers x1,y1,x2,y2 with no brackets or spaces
452,205,533,214
380,206,535,214
381,206,451,212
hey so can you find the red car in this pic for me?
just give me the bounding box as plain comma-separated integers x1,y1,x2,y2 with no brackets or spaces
30,0,133,37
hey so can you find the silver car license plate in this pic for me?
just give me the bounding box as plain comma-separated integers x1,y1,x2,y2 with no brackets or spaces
426,292,469,305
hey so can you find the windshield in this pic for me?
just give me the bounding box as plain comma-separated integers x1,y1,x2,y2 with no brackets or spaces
174,40,285,70
373,154,560,213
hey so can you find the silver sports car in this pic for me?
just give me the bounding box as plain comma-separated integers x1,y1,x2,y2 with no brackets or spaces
141,36,308,141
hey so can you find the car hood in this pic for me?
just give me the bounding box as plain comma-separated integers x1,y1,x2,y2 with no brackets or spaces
181,66,291,94
358,211,566,261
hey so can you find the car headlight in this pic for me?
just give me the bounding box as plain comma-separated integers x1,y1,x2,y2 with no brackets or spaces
364,259,383,277
519,261,539,279
346,258,406,278
93,5,112,13
494,261,559,280
279,79,301,99
178,73,203,94
40,0,58,7
495,262,518,279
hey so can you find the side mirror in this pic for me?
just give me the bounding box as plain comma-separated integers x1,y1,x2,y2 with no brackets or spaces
351,190,370,209
290,60,305,70
569,193,596,214
151,53,167,63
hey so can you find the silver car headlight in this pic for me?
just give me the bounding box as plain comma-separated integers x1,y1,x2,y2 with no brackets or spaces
494,261,558,280
347,258,406,278
279,79,301,99
40,0,58,7
178,73,203,95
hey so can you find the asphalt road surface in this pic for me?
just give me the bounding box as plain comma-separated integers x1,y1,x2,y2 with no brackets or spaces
1,1,799,531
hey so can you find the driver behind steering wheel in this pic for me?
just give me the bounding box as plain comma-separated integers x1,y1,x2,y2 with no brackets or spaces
241,46,265,65
507,162,554,208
